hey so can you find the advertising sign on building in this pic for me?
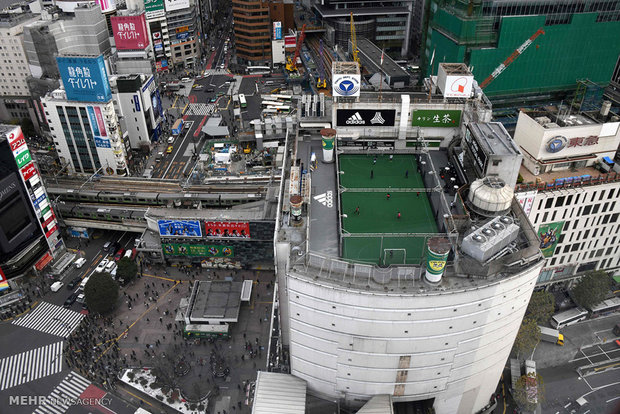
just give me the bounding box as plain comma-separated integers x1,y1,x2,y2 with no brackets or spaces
538,221,564,258
411,110,461,127
273,21,282,40
20,163,37,182
0,267,8,291
332,74,361,97
112,15,149,50
205,221,251,238
95,137,111,148
164,0,190,12
162,243,234,257
336,109,396,127
94,0,116,13
35,252,53,271
284,35,296,48
133,95,141,112
57,55,112,103
515,190,537,217
176,32,189,40
158,220,202,237
15,149,32,168
144,0,165,18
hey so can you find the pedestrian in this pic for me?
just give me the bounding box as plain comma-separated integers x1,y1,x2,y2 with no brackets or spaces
405,170,409,178
370,169,374,179
373,156,377,165
416,192,420,197
389,154,393,161
354,206,360,215
386,193,391,201
397,211,401,219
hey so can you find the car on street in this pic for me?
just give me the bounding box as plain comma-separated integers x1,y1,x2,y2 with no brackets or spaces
74,257,86,268
51,281,63,292
114,248,125,261
192,84,203,89
64,292,79,308
220,64,225,69
181,77,192,82
166,145,174,154
167,136,175,144
67,276,82,290
209,97,217,103
103,241,113,252
105,260,117,272
95,259,109,273
206,88,214,92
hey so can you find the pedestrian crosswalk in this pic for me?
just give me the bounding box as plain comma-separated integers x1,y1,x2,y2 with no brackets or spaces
34,371,91,414
186,103,217,116
12,301,85,338
204,69,229,75
0,341,63,391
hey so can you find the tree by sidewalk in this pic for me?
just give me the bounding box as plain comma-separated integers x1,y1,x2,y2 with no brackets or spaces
513,318,540,358
525,290,555,325
116,258,138,284
570,270,612,310
84,272,119,314
513,372,545,412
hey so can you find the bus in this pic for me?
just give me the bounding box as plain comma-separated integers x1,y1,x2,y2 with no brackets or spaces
588,297,620,317
550,307,588,329
246,66,271,75
261,109,278,115
271,105,291,113
261,100,282,107
239,94,247,108
272,94,292,101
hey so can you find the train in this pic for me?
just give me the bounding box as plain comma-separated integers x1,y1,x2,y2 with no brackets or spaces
47,187,263,208
55,202,147,223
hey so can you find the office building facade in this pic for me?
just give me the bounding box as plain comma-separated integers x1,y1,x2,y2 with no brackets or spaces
41,89,129,175
424,0,620,98
233,0,272,63
513,107,620,285
0,124,63,283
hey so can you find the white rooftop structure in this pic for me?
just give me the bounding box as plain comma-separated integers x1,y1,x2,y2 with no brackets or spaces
252,372,307,414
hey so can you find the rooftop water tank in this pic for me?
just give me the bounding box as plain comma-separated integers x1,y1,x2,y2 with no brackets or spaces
468,177,514,217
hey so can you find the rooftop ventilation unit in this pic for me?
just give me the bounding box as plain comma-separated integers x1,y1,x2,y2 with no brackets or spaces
467,177,514,217
461,216,520,262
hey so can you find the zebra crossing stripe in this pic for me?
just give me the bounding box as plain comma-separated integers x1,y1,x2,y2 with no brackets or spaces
0,341,63,391
12,301,85,338
34,371,91,414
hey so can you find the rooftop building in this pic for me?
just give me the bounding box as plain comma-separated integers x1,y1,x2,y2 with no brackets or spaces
273,78,544,412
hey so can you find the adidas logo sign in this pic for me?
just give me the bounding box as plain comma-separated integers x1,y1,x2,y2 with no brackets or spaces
346,112,365,125
370,112,385,125
313,191,333,208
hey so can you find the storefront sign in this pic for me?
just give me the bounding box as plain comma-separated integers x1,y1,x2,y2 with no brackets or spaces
336,109,396,127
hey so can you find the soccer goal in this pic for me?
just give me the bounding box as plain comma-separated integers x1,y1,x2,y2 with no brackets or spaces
382,248,406,266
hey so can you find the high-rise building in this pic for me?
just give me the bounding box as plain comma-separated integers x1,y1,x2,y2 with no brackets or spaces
111,73,164,148
0,124,63,284
142,0,202,71
42,89,129,176
0,6,42,130
233,0,272,63
273,68,544,413
23,3,112,129
513,106,620,285
424,0,620,99
312,0,416,58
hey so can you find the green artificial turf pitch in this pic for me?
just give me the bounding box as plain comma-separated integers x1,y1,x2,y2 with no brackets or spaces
339,154,438,265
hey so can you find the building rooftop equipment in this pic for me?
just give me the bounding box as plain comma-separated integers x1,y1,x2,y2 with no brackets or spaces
186,280,242,324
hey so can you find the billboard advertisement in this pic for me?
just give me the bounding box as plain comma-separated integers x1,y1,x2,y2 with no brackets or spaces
162,243,234,257
164,0,190,12
95,137,111,148
0,267,8,291
176,32,189,40
333,73,361,97
57,55,112,103
144,0,165,18
284,35,296,48
538,221,564,258
94,0,116,13
336,109,396,127
411,110,461,128
112,15,149,50
273,21,282,40
205,221,251,238
515,190,537,217
149,21,165,58
158,219,202,237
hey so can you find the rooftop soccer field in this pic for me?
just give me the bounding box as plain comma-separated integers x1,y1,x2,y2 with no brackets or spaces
339,154,438,265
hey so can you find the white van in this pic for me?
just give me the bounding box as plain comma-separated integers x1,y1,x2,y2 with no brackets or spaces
51,281,63,292
167,136,175,144
79,275,91,290
181,77,191,83
74,258,87,268
105,261,117,273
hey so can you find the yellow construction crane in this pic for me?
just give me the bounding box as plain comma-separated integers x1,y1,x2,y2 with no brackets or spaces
350,12,360,67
